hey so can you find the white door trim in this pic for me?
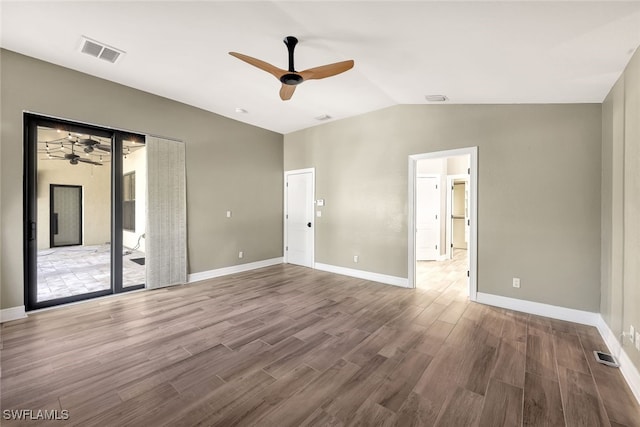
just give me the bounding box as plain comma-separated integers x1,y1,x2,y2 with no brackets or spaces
284,168,315,267
408,147,478,301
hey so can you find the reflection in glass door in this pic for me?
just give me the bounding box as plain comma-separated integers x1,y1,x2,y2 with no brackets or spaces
122,137,146,288
33,124,112,304
24,114,145,310
50,184,83,247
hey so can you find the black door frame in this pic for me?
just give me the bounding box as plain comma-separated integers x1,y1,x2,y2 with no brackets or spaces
50,184,83,248
24,113,145,310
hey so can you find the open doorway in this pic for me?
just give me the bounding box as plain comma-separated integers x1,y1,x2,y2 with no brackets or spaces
408,147,477,300
446,175,470,259
122,139,147,288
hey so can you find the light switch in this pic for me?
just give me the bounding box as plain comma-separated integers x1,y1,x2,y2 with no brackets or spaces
317,199,325,207
226,210,232,218
316,211,322,217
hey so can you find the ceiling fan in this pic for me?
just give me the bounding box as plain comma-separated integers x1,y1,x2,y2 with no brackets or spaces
48,141,103,166
78,138,111,153
229,36,354,101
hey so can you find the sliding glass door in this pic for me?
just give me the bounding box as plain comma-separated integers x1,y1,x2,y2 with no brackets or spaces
24,114,145,310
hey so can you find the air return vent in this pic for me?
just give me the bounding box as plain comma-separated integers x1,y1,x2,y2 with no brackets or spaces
425,95,448,102
80,36,124,64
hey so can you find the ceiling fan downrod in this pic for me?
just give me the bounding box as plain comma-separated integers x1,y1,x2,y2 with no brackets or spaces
280,36,303,85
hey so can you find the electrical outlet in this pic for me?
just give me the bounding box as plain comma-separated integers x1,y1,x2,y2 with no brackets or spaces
238,251,243,259
512,277,521,288
353,255,359,263
636,332,640,351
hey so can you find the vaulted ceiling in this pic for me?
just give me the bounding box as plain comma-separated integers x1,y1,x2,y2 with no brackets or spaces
1,1,639,134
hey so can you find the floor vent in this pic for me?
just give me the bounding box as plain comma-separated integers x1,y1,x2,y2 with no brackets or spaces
80,36,124,64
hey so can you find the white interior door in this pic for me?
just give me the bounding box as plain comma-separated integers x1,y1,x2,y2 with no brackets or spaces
416,176,440,260
285,169,314,267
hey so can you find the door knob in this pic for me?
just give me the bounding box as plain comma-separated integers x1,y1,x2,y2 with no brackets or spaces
307,222,312,228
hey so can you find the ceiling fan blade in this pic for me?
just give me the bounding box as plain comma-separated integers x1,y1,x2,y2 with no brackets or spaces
77,158,103,166
95,144,111,152
229,52,287,80
279,84,296,101
299,60,354,81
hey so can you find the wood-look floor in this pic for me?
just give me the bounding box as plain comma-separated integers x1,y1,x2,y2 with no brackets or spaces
1,262,639,426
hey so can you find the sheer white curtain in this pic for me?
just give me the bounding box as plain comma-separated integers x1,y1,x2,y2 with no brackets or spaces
145,136,187,289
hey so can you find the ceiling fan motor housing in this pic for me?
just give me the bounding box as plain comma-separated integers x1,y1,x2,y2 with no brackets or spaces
280,73,303,85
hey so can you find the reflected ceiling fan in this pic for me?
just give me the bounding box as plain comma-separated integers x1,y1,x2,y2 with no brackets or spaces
229,36,354,100
78,138,111,153
48,141,103,166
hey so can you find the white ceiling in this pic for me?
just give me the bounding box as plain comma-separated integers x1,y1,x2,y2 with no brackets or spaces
2,1,640,134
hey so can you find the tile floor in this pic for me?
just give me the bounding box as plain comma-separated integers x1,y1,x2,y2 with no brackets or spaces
416,248,468,294
37,244,146,302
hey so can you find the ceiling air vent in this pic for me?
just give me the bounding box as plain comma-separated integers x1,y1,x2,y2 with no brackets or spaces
425,95,448,102
80,36,124,64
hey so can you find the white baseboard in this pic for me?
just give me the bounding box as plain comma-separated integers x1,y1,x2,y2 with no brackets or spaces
0,306,27,323
476,292,600,326
314,263,409,288
476,292,640,405
187,257,283,283
596,316,640,404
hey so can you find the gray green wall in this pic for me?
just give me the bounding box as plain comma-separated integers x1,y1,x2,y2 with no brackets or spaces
285,103,602,312
0,49,283,310
602,47,640,370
